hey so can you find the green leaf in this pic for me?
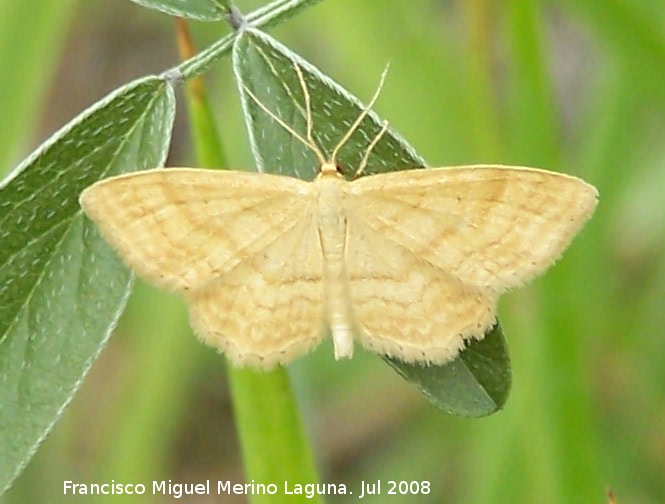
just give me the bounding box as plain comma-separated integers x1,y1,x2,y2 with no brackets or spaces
385,323,511,417
232,29,511,416
128,0,227,21
0,76,175,493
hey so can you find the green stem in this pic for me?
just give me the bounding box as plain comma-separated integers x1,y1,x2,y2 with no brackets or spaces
174,0,324,80
229,369,321,503
461,0,503,159
177,19,323,504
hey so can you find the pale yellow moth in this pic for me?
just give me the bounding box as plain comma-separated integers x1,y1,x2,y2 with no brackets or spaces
79,64,598,369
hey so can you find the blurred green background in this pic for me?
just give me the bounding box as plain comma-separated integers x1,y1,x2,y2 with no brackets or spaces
1,0,664,503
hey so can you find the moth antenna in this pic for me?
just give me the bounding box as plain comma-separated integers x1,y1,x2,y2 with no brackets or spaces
330,64,389,165
292,63,321,159
244,63,389,172
353,119,389,179
243,80,327,166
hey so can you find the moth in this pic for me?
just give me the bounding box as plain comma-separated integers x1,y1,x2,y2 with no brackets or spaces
80,64,598,369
